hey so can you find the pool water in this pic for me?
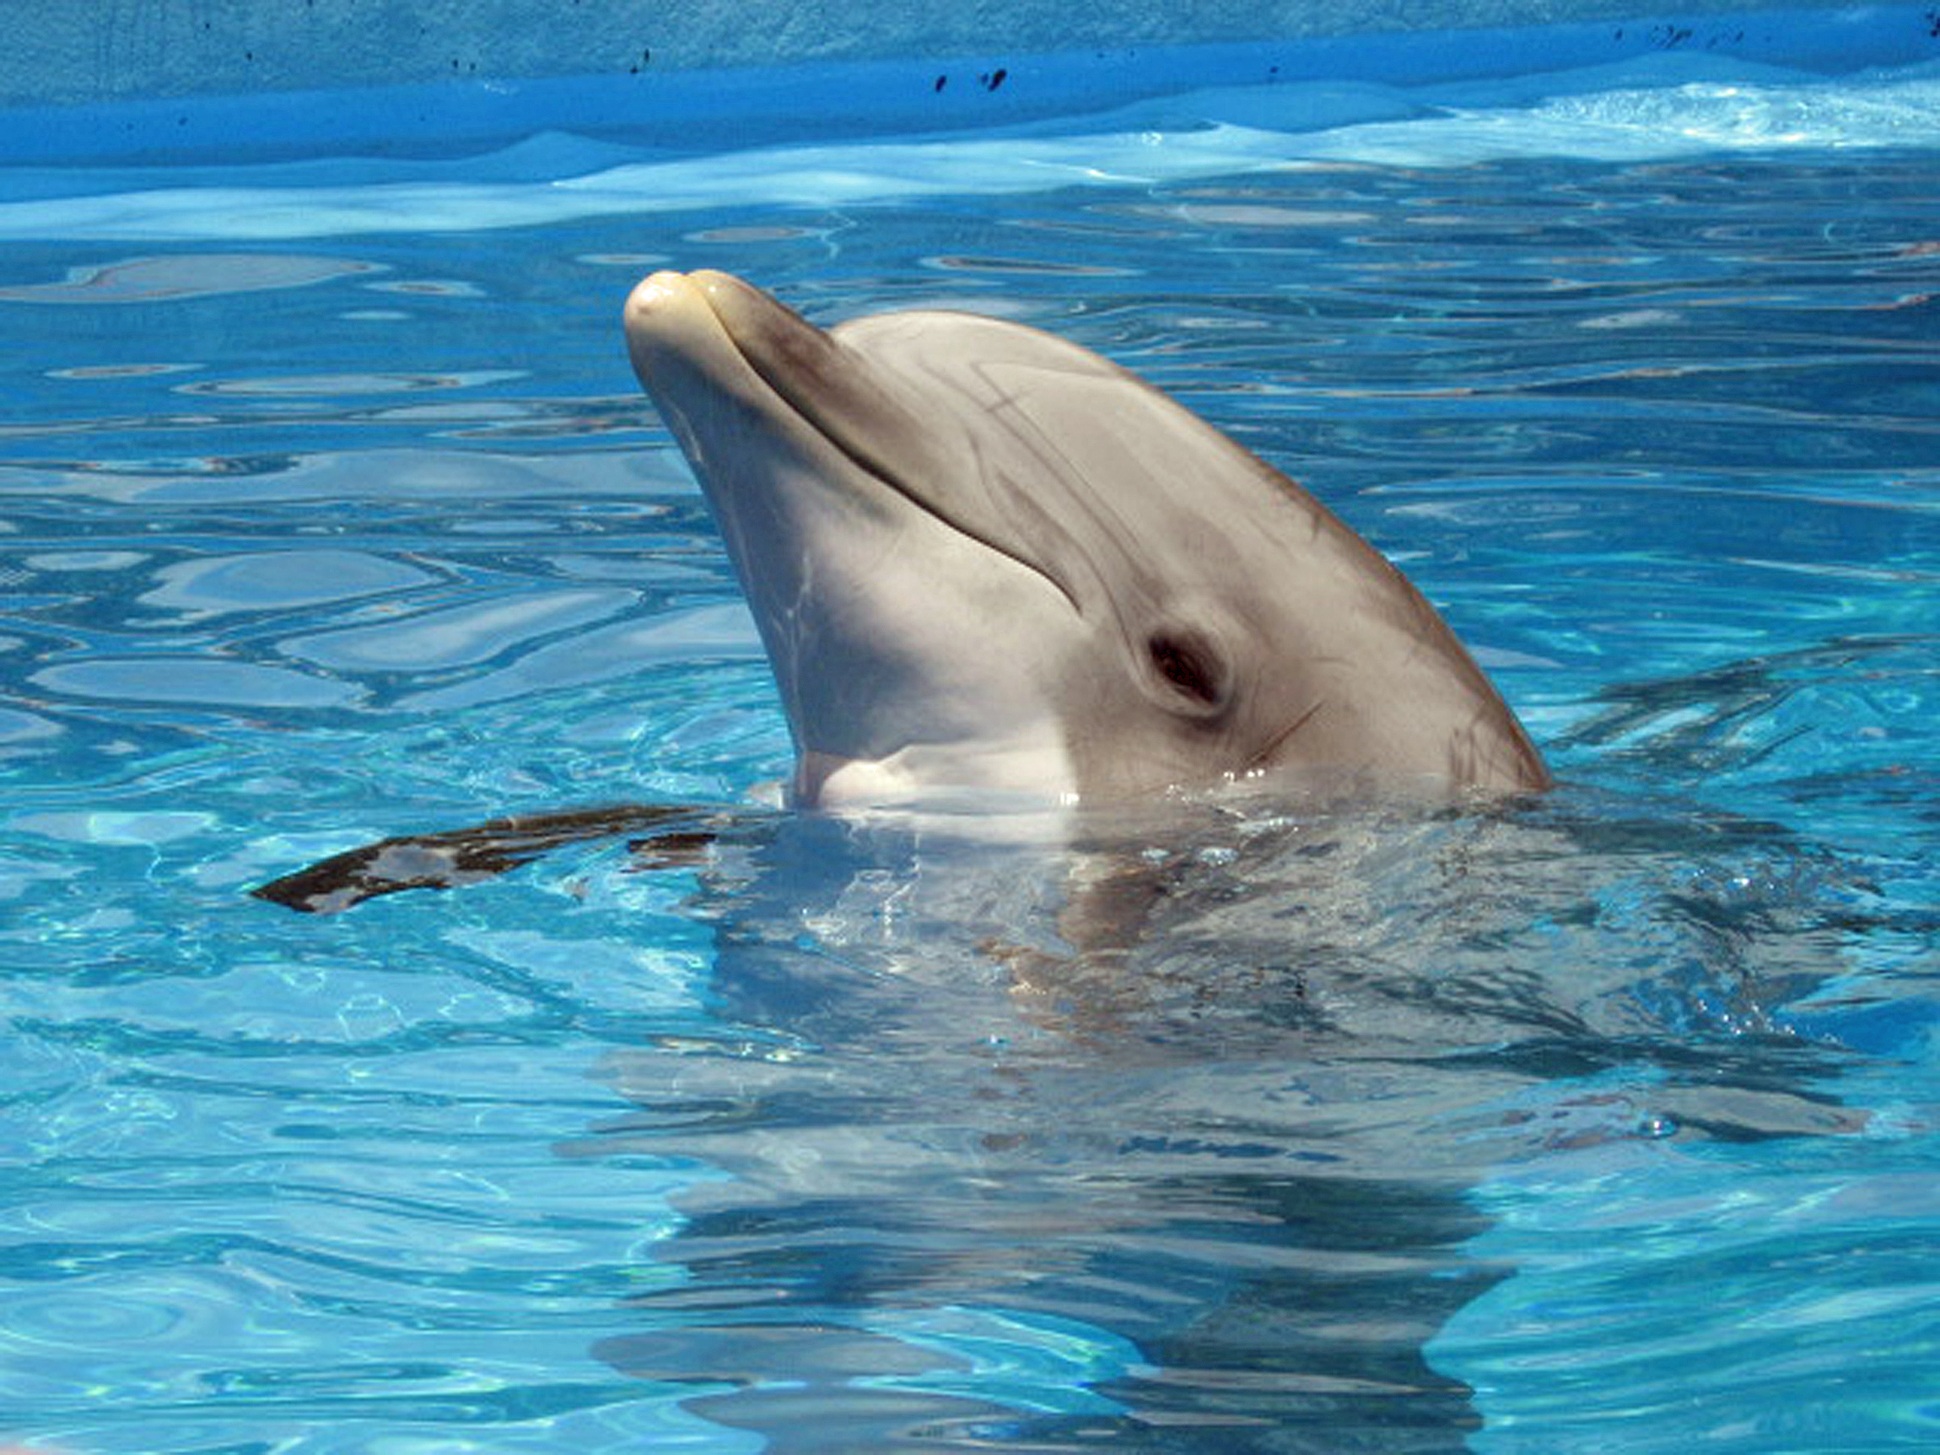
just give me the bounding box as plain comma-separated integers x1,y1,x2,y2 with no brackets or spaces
3,44,1939,1455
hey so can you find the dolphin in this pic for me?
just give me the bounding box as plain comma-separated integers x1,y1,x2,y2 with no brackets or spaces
623,270,1548,810
253,271,1549,912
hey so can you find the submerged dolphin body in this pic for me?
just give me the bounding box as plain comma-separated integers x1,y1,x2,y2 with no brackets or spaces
624,270,1547,810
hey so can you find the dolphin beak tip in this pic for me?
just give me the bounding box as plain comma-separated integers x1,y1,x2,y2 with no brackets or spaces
624,270,693,330
625,272,736,381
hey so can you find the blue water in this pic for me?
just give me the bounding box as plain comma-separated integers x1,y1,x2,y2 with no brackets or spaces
3,43,1939,1455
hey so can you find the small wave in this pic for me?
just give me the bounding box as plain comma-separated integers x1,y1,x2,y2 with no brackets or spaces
0,61,1934,244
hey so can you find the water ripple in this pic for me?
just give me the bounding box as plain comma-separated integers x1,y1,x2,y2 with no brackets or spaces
2,78,1936,1455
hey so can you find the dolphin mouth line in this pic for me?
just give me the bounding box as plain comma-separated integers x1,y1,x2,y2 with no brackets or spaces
695,281,1087,617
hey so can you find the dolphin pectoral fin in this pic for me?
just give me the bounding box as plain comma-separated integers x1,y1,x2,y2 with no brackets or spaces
252,804,726,914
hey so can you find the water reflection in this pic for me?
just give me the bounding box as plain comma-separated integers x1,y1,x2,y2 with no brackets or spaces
0,253,383,303
565,793,1859,1450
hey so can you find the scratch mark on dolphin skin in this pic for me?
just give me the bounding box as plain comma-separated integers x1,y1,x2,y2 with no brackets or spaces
1246,701,1328,771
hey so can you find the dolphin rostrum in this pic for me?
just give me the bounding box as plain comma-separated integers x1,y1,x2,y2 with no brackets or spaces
624,269,1547,809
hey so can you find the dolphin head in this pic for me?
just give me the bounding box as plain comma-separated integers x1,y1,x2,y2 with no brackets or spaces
624,269,1547,809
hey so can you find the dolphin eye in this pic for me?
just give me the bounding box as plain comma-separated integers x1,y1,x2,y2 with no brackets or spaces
1147,628,1230,715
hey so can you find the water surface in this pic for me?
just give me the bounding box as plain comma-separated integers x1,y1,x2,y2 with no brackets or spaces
2,51,1938,1454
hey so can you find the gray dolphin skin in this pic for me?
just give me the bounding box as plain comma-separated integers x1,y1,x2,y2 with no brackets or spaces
626,269,1548,809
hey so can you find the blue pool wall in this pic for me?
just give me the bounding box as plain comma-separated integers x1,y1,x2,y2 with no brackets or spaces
3,1,1936,162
